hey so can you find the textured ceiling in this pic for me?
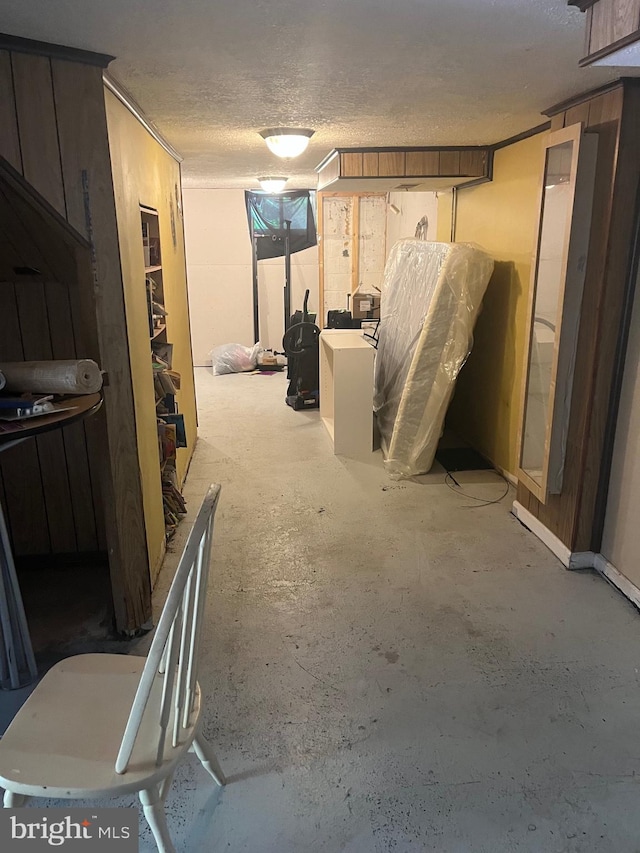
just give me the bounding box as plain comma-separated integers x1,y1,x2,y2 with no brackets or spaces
0,1,621,189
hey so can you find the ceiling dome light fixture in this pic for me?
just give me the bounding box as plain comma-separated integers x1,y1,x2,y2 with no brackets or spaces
259,127,314,159
257,176,288,193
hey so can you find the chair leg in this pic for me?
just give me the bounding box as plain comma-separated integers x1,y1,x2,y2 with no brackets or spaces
159,770,174,803
3,790,28,807
139,787,176,853
192,733,226,786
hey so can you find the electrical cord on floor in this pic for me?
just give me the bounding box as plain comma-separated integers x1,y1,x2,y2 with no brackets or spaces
444,470,511,508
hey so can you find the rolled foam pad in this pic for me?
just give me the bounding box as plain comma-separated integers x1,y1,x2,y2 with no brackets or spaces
0,360,103,395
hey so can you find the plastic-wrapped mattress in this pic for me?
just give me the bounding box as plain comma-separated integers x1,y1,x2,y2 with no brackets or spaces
374,240,494,477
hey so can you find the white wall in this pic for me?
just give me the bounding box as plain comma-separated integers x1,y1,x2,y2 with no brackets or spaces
385,192,439,258
601,265,640,587
183,189,437,365
183,189,319,364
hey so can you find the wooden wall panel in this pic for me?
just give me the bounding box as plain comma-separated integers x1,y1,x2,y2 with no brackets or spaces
51,59,116,554
576,82,640,549
549,113,565,131
319,147,491,189
15,282,77,553
11,53,66,216
459,150,486,176
5,50,89,558
342,153,363,176
0,44,153,632
518,82,640,552
45,279,98,551
378,151,405,176
0,43,156,631
589,0,640,53
0,51,21,170
564,102,591,128
0,284,50,554
54,60,151,628
362,152,379,176
405,151,440,176
439,151,461,175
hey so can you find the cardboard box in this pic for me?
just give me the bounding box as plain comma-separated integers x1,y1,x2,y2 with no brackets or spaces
351,293,381,320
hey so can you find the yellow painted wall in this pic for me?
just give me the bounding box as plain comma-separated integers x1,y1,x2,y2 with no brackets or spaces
105,90,197,581
437,132,548,476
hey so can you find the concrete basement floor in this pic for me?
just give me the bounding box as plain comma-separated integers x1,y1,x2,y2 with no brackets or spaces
10,368,640,851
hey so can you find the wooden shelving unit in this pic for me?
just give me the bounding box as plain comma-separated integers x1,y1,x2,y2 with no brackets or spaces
141,206,187,541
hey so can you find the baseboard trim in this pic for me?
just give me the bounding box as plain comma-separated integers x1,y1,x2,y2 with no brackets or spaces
511,501,572,567
512,500,640,610
495,465,518,487
594,554,640,611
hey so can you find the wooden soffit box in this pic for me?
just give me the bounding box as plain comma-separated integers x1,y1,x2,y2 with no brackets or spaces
316,147,492,192
569,0,640,67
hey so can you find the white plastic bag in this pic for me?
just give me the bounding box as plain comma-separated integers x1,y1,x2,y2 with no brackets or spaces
209,343,260,375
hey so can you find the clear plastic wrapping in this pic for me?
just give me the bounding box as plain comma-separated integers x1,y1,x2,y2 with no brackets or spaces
374,240,494,477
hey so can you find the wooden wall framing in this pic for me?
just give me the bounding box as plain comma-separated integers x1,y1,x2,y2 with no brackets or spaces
317,192,386,324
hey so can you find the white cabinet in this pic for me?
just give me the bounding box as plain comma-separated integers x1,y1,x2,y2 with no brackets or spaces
319,331,375,459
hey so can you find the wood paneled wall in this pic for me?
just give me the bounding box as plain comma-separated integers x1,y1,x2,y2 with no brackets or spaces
579,0,640,64
517,80,640,552
0,52,99,556
317,146,491,191
0,43,151,632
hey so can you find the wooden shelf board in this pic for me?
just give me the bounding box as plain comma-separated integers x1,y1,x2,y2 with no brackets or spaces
145,264,162,273
152,324,166,339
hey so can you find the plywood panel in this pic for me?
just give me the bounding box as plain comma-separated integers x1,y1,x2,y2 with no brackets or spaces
341,153,363,177
443,132,547,478
105,88,196,592
0,51,21,170
378,152,405,176
439,151,461,175
11,53,66,216
405,151,440,176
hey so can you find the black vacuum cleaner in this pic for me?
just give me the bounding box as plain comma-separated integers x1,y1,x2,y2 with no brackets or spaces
282,289,320,410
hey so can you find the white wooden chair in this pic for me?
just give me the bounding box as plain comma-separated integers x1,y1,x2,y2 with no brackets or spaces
0,483,224,853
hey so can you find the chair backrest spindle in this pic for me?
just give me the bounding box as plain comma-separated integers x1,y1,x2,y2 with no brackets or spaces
115,484,221,775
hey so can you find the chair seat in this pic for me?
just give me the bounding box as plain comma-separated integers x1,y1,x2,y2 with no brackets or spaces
0,654,200,799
